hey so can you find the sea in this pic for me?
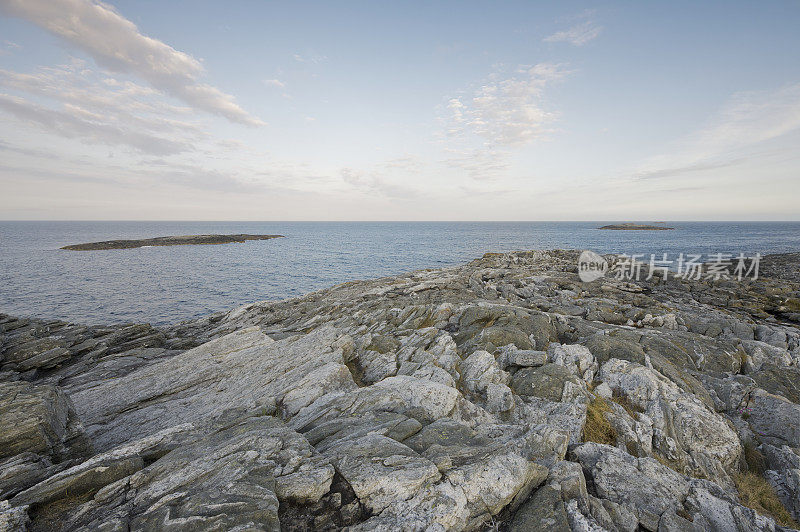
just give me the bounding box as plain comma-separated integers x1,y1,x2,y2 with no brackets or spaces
1,221,799,326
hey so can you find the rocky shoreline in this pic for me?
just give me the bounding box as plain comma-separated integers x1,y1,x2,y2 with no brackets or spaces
2,250,800,531
60,234,284,250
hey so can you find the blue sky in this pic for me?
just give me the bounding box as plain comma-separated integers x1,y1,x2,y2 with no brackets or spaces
1,0,799,220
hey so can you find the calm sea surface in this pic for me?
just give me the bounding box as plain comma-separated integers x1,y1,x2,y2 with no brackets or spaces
1,221,799,325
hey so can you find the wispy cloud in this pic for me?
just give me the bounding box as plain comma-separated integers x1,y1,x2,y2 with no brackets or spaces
340,167,418,199
633,83,800,180
0,40,21,56
442,148,510,180
264,79,286,88
633,159,744,181
544,20,602,46
0,0,263,126
292,52,327,64
0,139,60,159
381,156,423,171
445,63,570,146
0,61,205,154
0,92,192,155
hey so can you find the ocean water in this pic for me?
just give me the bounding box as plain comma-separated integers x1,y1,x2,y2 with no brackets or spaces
1,221,799,326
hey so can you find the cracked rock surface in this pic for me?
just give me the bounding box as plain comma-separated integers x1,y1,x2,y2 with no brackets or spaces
2,249,800,531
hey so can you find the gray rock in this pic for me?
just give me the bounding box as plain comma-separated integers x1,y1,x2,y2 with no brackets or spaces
500,346,548,369
548,343,598,382
509,485,569,531
47,416,331,531
765,468,800,523
756,325,789,349
0,382,89,462
594,381,613,399
0,453,66,500
71,326,351,451
290,375,473,432
748,389,800,448
0,501,29,532
572,442,690,530
684,482,780,532
11,455,143,507
486,382,515,413
323,433,440,514
1,337,70,372
599,358,742,488
459,349,509,395
658,509,704,532
303,410,422,452
511,363,583,402
404,418,479,454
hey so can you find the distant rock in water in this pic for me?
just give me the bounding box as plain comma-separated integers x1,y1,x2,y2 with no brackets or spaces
61,234,284,251
598,223,674,230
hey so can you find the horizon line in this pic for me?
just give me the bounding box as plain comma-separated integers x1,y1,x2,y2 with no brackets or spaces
2,219,800,224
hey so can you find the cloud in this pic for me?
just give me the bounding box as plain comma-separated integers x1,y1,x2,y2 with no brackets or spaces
382,156,423,171
0,59,342,198
0,161,132,186
446,63,569,146
633,83,800,180
544,20,602,46
633,159,743,181
442,148,510,180
340,168,418,199
0,0,263,126
0,92,192,155
0,139,60,159
292,52,327,64
1,63,200,131
264,79,286,88
0,61,209,154
0,40,21,56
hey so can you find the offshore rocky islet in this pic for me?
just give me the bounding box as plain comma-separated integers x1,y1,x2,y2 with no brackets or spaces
60,234,284,251
597,224,675,230
1,250,800,531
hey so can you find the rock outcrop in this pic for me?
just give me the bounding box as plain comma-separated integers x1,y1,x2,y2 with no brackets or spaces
2,249,800,531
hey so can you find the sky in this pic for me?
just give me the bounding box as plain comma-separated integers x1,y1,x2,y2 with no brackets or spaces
0,0,799,221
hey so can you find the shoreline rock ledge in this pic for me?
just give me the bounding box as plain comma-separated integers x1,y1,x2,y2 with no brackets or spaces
2,249,800,531
60,233,284,250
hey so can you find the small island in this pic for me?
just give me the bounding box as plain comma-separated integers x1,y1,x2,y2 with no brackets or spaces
61,234,284,251
598,223,674,230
